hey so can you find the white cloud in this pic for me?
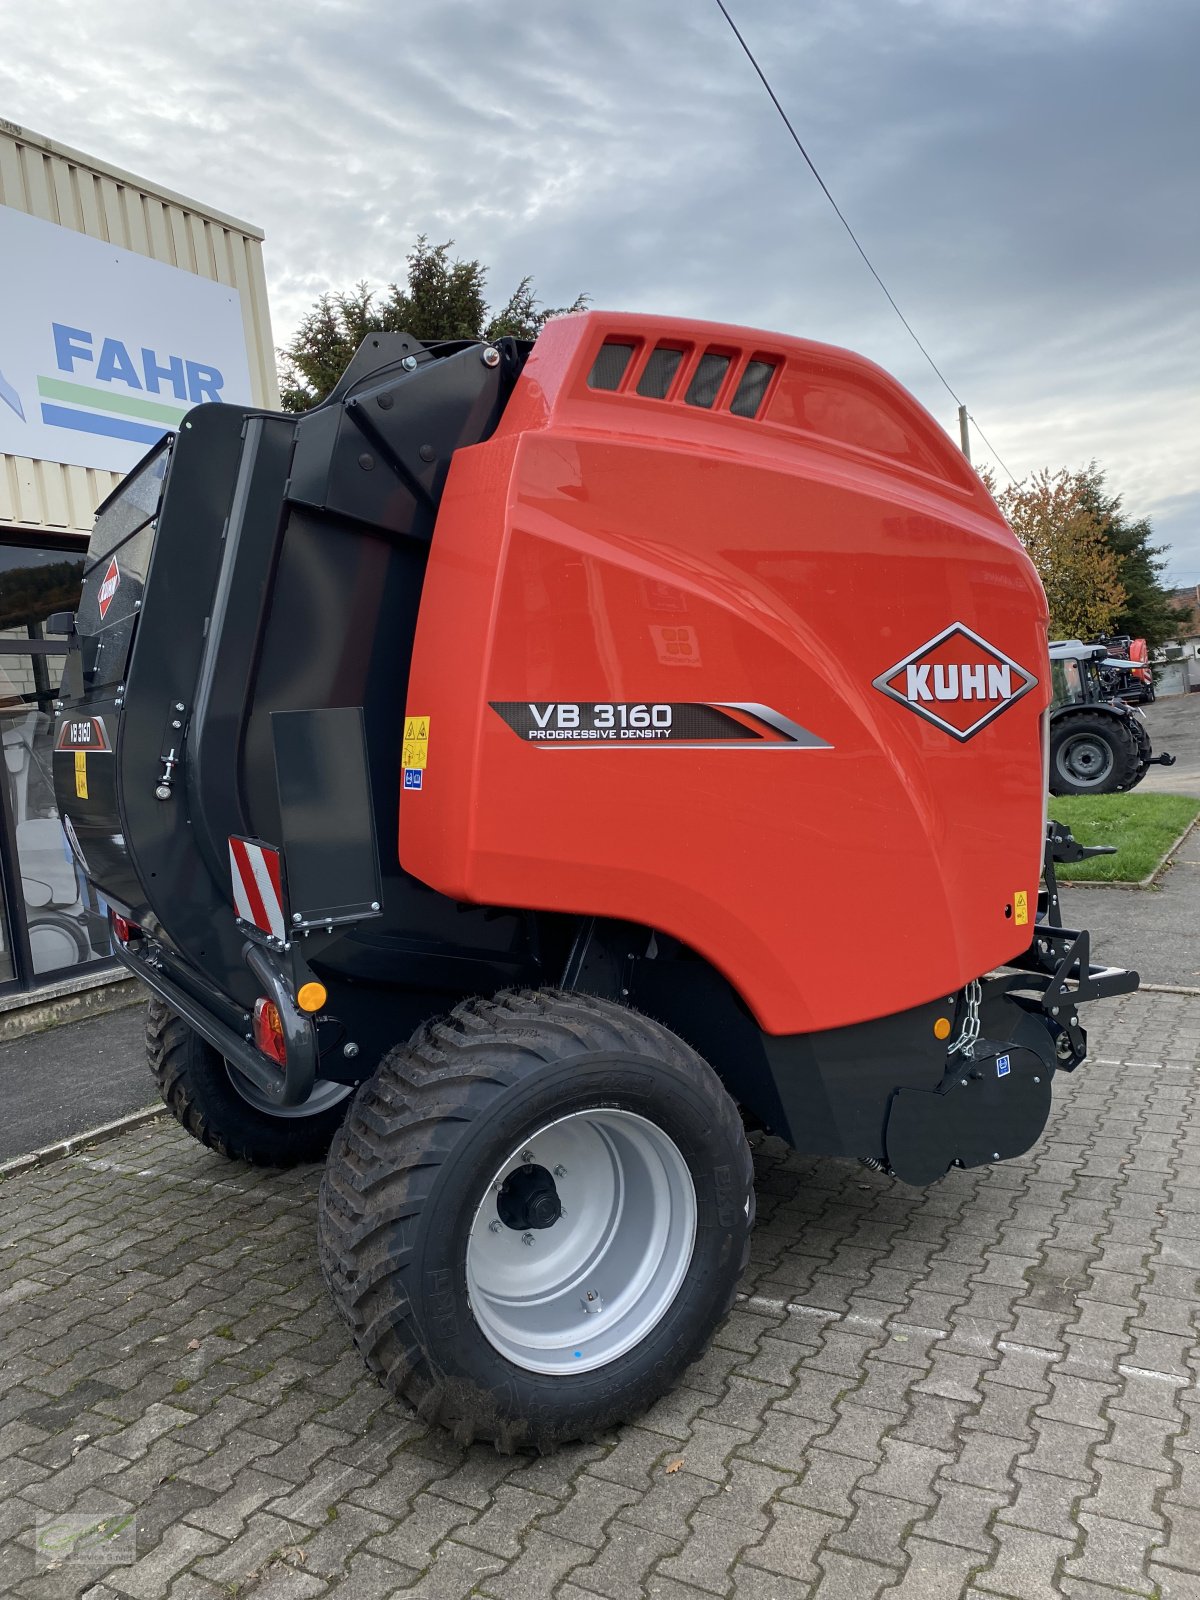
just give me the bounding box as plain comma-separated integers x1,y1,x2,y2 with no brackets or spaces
1,0,1195,574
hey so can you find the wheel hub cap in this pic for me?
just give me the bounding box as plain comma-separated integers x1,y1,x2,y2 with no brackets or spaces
466,1109,697,1375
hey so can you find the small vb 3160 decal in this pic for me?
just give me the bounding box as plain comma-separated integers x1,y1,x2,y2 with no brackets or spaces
55,715,112,753
490,702,830,749
873,623,1037,741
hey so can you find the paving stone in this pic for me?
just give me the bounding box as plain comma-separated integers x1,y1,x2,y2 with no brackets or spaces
480,1531,587,1600
362,1490,475,1569
919,1480,1009,1555
827,1490,919,1568
558,1520,679,1600
508,1476,625,1553
1078,1456,1173,1529
282,1502,391,1579
973,1524,1075,1596
811,1548,895,1600
401,1537,505,1599
1159,1504,1200,1574
741,1504,843,1585
1063,1512,1164,1591
1149,1563,1200,1600
1019,1417,1104,1483
103,1520,224,1598
881,1535,984,1599
779,1449,870,1518
858,1442,953,1508
617,1466,720,1540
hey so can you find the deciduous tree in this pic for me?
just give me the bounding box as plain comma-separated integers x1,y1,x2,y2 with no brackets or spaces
987,467,1126,640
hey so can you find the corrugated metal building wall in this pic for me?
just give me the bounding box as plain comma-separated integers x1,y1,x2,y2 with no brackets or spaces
0,117,278,540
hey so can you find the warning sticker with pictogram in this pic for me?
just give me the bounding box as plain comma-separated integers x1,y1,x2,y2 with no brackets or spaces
402,715,430,771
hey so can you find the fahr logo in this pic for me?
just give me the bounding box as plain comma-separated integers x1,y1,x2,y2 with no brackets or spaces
873,622,1038,741
96,555,121,620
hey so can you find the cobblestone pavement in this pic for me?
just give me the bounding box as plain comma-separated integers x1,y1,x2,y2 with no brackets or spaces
1,990,1197,1600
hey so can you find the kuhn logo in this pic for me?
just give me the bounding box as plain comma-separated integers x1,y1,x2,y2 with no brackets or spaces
873,623,1038,741
97,556,121,620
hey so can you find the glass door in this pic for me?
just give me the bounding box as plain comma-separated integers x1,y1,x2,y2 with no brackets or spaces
0,537,114,986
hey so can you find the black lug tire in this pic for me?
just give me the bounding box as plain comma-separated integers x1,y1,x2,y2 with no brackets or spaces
1120,716,1153,792
317,988,755,1454
1049,712,1140,796
146,997,348,1167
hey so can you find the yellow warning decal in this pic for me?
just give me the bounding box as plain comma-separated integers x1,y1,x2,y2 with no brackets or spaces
402,715,430,771
74,750,88,799
1013,889,1028,926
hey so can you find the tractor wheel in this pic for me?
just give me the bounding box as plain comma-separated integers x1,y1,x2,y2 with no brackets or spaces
1049,713,1139,796
146,997,351,1167
1120,716,1154,791
317,988,754,1454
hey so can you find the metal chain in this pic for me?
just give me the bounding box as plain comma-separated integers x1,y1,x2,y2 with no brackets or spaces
947,979,982,1058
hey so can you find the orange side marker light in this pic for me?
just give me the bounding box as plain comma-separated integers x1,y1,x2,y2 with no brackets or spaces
297,981,327,1014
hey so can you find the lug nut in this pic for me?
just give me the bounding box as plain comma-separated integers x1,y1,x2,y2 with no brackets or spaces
553,1164,567,1178
521,1233,534,1247
521,1149,533,1163
489,1220,501,1234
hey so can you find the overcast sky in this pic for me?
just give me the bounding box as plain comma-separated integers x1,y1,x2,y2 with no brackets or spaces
3,0,1197,583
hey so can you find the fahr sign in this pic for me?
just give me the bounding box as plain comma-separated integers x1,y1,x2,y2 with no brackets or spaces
0,203,253,474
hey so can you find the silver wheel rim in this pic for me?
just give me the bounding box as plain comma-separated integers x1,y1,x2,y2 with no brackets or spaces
1060,734,1114,787
466,1109,697,1375
225,1064,352,1119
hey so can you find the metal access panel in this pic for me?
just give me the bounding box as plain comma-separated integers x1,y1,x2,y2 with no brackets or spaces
271,707,382,929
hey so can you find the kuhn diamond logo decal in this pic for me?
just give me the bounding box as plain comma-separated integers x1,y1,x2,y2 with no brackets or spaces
97,555,121,620
873,622,1038,741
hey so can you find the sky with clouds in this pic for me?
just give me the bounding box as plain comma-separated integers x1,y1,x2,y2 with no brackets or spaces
3,0,1196,583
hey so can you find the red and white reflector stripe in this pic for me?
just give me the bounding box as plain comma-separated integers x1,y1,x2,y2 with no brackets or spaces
228,836,287,941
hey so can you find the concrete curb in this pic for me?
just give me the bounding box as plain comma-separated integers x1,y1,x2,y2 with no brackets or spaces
1058,810,1200,891
0,974,142,1043
1140,982,1200,998
0,1103,167,1181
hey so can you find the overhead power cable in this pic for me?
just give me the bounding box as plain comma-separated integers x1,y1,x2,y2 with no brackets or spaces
966,415,1017,485
714,0,1017,483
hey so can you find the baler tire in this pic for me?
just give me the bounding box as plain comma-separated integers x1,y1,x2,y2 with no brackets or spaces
146,997,348,1167
1049,713,1139,796
317,987,755,1455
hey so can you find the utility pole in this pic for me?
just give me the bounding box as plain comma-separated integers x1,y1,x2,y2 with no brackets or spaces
958,405,971,463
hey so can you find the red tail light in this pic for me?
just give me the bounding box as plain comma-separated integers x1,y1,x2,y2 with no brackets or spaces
110,911,140,943
253,997,287,1067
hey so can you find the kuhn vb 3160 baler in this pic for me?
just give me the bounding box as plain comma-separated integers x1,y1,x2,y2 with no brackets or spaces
52,313,1135,1450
